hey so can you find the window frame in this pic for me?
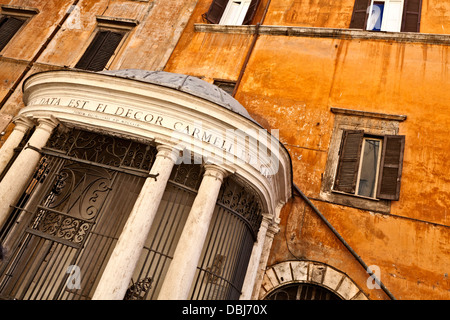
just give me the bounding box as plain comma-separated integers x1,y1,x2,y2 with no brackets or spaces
204,0,261,25
0,5,39,52
219,0,252,25
74,16,138,71
349,0,422,32
355,136,383,199
320,108,407,213
366,0,404,32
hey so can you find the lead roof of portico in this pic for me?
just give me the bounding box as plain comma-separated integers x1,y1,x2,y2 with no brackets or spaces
99,69,258,124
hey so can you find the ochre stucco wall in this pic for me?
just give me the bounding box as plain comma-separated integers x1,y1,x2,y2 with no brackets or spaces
165,0,450,300
262,0,450,34
164,0,254,82
235,35,450,299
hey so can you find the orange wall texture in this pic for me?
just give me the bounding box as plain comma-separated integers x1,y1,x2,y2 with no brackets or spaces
0,0,449,300
166,0,450,299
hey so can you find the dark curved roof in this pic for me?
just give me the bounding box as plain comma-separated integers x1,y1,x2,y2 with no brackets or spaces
99,69,256,123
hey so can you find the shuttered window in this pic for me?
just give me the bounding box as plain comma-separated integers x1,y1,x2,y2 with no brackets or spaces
350,0,371,29
242,0,260,25
204,0,260,25
75,30,125,72
334,130,364,194
205,0,229,24
334,130,405,201
377,135,405,200
0,16,25,51
349,0,422,32
401,0,422,32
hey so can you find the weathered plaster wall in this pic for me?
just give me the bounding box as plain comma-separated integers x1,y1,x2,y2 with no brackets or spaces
235,35,450,299
0,0,73,61
164,0,254,82
37,0,198,71
0,0,198,142
263,0,356,28
165,0,450,300
262,0,450,35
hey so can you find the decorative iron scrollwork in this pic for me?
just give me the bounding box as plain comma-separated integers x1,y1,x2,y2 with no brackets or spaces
44,164,112,221
170,163,203,190
34,208,92,244
217,178,263,234
46,127,157,171
124,277,153,300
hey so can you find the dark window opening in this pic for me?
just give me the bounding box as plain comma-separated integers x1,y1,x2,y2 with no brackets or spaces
0,16,25,51
213,79,236,95
265,283,341,300
75,30,125,71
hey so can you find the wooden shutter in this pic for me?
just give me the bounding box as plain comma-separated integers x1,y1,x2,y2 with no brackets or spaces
401,0,422,32
242,0,260,25
334,130,364,193
75,30,124,71
376,135,405,200
0,17,25,51
204,0,229,24
349,0,371,29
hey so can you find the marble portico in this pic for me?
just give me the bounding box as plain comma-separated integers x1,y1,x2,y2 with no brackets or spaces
0,69,292,300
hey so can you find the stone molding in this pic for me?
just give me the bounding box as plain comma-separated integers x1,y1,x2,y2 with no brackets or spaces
194,23,450,46
259,260,368,300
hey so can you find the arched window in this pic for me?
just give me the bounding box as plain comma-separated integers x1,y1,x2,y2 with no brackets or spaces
265,283,341,300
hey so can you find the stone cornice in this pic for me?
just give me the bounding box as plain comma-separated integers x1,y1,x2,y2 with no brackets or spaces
331,107,407,122
194,23,450,46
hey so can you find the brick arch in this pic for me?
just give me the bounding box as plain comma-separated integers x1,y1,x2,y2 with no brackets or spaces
259,260,369,300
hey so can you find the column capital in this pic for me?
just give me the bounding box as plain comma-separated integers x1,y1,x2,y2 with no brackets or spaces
12,116,34,133
36,117,59,134
261,213,273,225
156,144,180,163
203,164,230,183
266,224,280,238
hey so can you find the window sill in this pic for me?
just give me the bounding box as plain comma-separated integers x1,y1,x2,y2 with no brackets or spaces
194,23,257,35
331,190,380,202
319,189,390,214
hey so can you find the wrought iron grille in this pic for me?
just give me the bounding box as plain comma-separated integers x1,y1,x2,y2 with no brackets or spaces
0,126,264,300
0,128,156,300
190,177,263,300
45,127,157,172
128,169,263,301
265,283,341,300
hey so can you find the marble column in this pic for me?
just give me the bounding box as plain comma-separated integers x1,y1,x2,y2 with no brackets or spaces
92,145,179,300
250,224,280,300
157,164,228,300
0,117,34,177
0,118,58,229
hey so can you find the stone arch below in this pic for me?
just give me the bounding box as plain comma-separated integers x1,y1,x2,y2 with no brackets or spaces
259,260,369,300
